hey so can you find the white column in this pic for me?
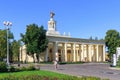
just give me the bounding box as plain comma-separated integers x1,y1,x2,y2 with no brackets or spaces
64,43,67,62
96,45,99,62
84,45,86,61
77,49,79,61
103,45,106,61
71,44,73,62
79,44,81,61
45,48,48,62
61,43,64,62
73,43,76,62
54,42,58,61
81,44,84,61
53,43,55,60
88,45,92,62
85,45,88,62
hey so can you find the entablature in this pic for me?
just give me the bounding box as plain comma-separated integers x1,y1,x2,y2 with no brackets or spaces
47,36,105,45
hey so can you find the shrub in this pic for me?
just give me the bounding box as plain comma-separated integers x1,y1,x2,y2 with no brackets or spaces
20,66,27,71
59,62,66,65
0,61,7,72
117,56,120,67
27,65,36,70
10,66,16,72
20,65,36,71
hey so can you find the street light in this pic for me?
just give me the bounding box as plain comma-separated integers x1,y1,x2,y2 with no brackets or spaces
3,21,12,66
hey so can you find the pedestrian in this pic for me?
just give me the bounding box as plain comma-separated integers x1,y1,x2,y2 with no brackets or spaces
53,60,58,70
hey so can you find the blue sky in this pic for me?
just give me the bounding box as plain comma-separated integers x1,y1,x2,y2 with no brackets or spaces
0,0,120,40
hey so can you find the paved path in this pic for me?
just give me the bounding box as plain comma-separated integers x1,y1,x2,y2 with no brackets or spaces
40,63,120,80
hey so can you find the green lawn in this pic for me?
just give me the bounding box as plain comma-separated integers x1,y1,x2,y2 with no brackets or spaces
0,70,79,79
0,70,109,80
0,70,65,77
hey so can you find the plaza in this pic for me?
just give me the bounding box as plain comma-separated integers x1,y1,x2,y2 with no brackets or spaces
40,63,120,80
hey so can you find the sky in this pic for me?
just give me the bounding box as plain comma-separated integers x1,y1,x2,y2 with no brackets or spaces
0,0,120,40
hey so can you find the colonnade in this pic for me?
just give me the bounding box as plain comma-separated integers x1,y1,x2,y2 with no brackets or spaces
45,42,105,62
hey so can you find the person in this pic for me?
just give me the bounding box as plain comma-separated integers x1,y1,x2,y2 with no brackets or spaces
53,60,58,70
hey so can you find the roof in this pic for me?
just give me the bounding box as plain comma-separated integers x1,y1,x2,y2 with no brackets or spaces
47,36,105,45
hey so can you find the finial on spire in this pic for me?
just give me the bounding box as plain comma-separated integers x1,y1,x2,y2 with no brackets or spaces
50,12,55,18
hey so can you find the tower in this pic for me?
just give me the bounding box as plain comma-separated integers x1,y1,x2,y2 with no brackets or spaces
48,12,56,31
46,12,60,36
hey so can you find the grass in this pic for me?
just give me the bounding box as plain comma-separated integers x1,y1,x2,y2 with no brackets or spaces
0,70,109,80
0,70,74,78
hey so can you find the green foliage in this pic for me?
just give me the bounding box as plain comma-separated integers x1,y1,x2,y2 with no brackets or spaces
21,24,48,63
95,37,98,40
0,75,103,80
0,70,109,80
105,30,120,60
67,61,84,64
0,29,14,61
9,66,16,72
0,62,19,72
11,40,21,62
117,56,120,67
89,36,93,40
0,62,36,72
20,66,27,71
27,65,36,70
0,30,7,60
0,61,7,72
20,65,36,71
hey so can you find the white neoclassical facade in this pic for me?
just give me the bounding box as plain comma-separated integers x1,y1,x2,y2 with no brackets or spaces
20,12,106,62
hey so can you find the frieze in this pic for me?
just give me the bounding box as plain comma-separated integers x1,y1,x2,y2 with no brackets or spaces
47,36,105,45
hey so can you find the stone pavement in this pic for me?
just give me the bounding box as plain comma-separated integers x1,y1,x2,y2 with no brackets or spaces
39,63,120,80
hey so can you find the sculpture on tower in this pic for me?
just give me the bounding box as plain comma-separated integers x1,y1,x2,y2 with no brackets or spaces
47,11,70,37
46,11,60,36
50,12,55,18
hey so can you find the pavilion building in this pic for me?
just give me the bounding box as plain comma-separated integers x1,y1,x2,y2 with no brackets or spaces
20,12,105,62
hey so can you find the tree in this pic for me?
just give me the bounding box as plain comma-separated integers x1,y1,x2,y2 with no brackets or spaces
95,37,98,40
89,36,93,40
0,30,7,61
105,29,120,60
11,40,21,62
21,24,48,63
0,29,14,61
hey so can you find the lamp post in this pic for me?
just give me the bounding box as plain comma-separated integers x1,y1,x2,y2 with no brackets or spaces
3,21,12,66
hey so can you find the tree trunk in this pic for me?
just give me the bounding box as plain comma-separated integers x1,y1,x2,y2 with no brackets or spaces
17,52,21,66
38,54,40,63
36,54,40,63
32,54,35,63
